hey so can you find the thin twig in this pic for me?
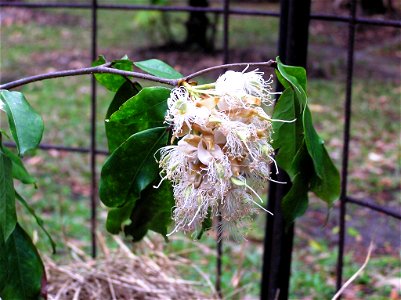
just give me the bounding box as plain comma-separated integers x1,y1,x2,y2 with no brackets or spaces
184,59,277,81
216,206,223,299
332,242,374,300
53,281,71,300
0,63,176,90
112,235,137,260
72,286,82,300
96,232,117,300
223,282,254,300
173,255,217,296
0,60,277,90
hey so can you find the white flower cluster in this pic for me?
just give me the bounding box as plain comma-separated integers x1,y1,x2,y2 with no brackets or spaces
158,69,277,239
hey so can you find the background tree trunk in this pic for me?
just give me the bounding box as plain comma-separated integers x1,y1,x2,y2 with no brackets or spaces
185,0,212,51
360,0,386,14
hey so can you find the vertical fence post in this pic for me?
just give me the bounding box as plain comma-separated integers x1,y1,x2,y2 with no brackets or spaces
222,0,230,65
216,1,230,298
336,0,357,294
261,0,311,299
90,0,98,258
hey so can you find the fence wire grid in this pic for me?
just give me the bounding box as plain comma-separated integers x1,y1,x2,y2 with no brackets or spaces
1,0,400,299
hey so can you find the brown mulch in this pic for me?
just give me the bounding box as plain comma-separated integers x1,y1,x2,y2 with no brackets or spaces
44,236,216,300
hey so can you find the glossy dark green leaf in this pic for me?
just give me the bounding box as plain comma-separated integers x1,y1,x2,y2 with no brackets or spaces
99,127,169,208
273,57,340,223
15,192,56,254
275,69,290,90
0,223,46,300
276,57,307,90
134,59,182,79
124,180,174,242
0,90,44,155
2,147,36,185
106,199,136,234
195,210,212,240
289,140,311,174
125,225,148,242
0,227,7,291
0,129,11,139
276,57,307,107
105,80,142,152
272,88,303,176
310,146,340,205
0,151,16,241
93,55,133,92
303,105,324,179
281,172,309,224
105,81,142,120
110,86,170,134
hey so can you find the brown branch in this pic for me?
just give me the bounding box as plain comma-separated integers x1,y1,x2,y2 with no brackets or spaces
0,63,176,90
0,60,277,90
183,59,277,81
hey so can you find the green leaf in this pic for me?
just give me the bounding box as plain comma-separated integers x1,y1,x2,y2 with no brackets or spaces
276,57,307,107
0,129,11,140
273,57,340,223
275,69,290,90
99,127,169,208
0,90,44,156
195,210,212,240
106,199,136,234
0,151,16,241
105,80,142,152
272,88,303,176
310,146,340,205
110,86,170,134
124,180,174,242
2,147,36,185
135,59,182,79
0,227,7,291
93,55,133,92
276,57,307,91
290,141,313,177
303,105,324,179
281,172,309,224
105,81,142,120
15,192,56,254
0,224,46,300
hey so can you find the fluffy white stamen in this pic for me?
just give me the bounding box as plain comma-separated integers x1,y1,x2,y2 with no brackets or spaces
215,69,274,106
157,68,281,239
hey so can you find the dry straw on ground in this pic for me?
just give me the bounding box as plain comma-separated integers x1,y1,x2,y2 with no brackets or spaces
45,235,216,300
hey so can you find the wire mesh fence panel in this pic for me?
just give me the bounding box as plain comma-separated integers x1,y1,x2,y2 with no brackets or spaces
0,0,400,299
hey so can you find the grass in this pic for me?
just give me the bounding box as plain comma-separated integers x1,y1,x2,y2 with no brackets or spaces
308,79,400,198
290,237,400,299
2,3,400,299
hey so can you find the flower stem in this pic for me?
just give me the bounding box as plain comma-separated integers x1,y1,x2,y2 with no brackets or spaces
216,208,223,299
0,60,277,90
194,83,216,89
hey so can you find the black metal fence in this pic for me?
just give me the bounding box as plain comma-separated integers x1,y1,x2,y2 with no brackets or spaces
1,0,400,299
